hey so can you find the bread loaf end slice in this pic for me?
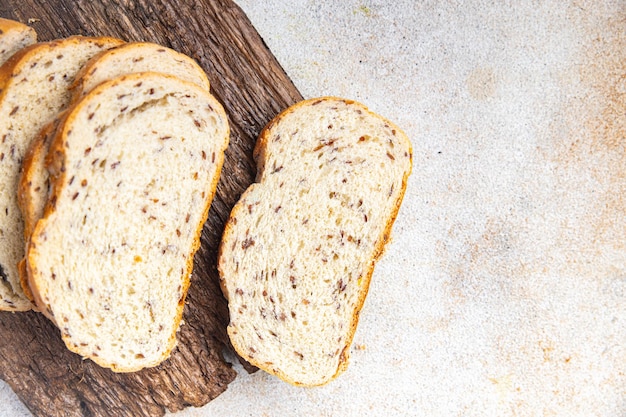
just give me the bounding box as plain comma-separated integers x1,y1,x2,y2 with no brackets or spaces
0,35,123,311
27,72,230,372
218,97,412,386
0,18,36,66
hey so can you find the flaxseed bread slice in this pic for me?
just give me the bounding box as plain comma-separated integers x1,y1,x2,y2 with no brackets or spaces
218,97,412,386
0,35,123,311
16,117,61,301
26,72,230,372
0,18,36,66
71,41,211,102
17,42,213,294
18,117,61,242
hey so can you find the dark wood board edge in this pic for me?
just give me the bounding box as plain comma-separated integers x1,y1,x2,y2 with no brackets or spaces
0,1,303,416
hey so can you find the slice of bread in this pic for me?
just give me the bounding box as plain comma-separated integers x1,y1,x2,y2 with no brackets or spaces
0,18,36,66
18,117,61,242
0,35,123,311
26,72,230,372
17,41,212,297
218,97,412,386
71,42,211,102
16,117,61,301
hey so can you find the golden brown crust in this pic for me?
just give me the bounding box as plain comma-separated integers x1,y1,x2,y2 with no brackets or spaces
26,73,230,372
0,36,124,92
0,36,124,141
26,76,84,319
0,18,36,64
0,17,34,34
218,96,413,386
16,259,32,302
0,36,124,118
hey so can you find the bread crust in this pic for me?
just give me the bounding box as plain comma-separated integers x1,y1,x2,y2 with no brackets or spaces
69,42,211,104
0,17,35,35
0,18,36,66
16,117,61,303
218,96,412,386
25,107,74,322
17,118,58,241
26,72,229,372
0,36,124,90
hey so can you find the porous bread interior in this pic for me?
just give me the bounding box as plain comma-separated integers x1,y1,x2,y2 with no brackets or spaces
19,40,212,267
0,18,36,66
0,36,122,311
73,42,211,100
27,73,229,372
219,97,412,386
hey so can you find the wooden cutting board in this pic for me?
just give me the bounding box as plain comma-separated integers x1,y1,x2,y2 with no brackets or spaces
0,1,303,416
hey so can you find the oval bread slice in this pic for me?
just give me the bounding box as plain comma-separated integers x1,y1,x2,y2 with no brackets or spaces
218,97,412,386
26,72,230,372
0,35,123,311
0,18,36,66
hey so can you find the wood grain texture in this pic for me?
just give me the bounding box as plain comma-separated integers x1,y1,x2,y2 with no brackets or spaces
0,1,303,416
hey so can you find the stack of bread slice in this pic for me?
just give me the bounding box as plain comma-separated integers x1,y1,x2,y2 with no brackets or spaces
0,20,230,372
0,34,124,311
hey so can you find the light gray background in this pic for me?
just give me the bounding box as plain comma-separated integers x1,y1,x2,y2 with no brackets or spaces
1,1,624,416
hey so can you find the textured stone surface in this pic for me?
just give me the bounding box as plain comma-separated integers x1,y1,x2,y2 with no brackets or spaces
1,0,625,416
201,1,626,416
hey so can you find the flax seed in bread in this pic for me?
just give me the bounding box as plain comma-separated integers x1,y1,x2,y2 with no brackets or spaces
218,97,412,386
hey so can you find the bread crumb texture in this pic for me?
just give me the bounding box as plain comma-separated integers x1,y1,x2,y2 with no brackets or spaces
26,72,229,372
219,97,412,386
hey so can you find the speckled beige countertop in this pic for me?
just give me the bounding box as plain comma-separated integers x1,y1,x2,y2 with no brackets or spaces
1,1,624,416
